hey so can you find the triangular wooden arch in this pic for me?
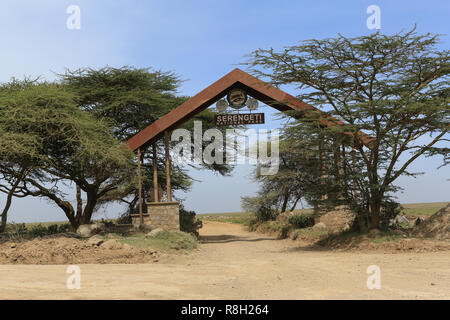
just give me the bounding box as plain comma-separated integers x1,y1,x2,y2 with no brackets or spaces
126,68,371,150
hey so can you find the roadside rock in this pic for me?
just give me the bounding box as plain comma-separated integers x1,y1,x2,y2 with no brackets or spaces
393,215,410,225
414,217,424,226
146,228,165,237
312,222,328,232
76,225,92,238
87,235,104,246
91,223,105,233
317,206,354,233
122,243,132,250
76,223,105,238
100,239,122,250
105,233,121,239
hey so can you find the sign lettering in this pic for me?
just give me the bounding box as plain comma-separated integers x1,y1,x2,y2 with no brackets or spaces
214,113,265,126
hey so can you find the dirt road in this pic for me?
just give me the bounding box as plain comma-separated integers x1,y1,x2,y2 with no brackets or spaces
0,221,449,299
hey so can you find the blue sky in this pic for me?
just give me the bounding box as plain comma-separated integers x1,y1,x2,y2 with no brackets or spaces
0,0,449,222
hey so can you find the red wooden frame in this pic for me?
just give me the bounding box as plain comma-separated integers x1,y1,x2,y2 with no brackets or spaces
126,68,372,150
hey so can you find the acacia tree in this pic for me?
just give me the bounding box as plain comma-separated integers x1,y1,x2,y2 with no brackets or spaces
0,130,41,232
242,138,320,216
0,80,44,231
245,29,449,230
0,81,135,229
60,67,233,216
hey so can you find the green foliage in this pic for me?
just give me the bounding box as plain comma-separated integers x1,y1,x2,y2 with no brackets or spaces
292,228,329,241
27,223,69,237
60,67,185,141
2,223,27,240
380,200,403,230
248,220,291,239
116,212,132,224
245,28,450,230
0,80,135,228
179,206,203,237
1,222,70,239
242,144,317,222
149,230,198,251
254,205,277,222
279,224,291,239
118,231,198,252
0,67,236,230
60,66,233,217
288,214,315,229
0,80,61,231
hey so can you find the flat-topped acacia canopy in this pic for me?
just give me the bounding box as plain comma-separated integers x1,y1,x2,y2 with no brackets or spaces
125,68,372,151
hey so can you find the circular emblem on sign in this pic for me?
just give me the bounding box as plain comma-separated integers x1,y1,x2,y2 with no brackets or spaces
247,98,258,110
227,88,247,109
216,99,228,112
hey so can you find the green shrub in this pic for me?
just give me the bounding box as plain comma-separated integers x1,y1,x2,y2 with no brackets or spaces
288,214,314,229
279,225,291,239
254,205,277,222
179,206,202,237
47,224,58,234
28,224,51,237
249,220,291,239
27,223,70,237
117,212,132,224
380,200,403,230
2,223,27,239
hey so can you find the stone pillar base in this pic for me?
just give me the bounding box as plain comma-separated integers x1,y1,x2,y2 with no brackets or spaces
131,202,180,230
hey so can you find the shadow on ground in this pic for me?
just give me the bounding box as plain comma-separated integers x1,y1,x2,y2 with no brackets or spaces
200,234,277,244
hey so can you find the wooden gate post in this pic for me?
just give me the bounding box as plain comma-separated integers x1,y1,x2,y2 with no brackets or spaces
164,131,172,202
152,142,159,202
137,148,143,225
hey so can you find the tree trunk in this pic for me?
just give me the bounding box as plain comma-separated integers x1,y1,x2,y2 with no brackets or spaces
78,190,98,226
0,189,15,233
0,176,22,233
369,199,381,229
25,179,78,229
76,184,83,218
281,192,289,213
128,194,138,215
368,166,381,230
290,197,301,212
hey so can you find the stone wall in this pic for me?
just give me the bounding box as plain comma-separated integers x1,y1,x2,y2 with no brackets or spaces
131,202,180,230
131,213,150,227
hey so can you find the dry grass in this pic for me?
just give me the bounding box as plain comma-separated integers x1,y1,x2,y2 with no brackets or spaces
198,202,449,224
401,202,449,217
114,231,198,253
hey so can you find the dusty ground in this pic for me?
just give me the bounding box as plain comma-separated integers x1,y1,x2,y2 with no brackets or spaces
0,221,449,299
0,237,159,264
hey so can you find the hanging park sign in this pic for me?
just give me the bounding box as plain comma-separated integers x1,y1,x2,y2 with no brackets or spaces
214,88,265,125
214,113,265,126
